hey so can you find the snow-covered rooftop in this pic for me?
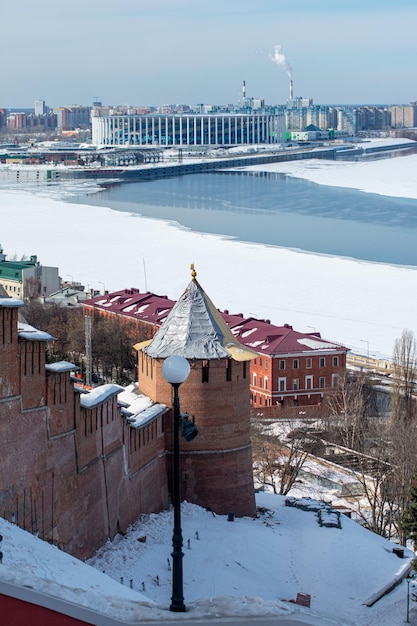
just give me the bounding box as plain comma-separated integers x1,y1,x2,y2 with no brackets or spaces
45,360,79,373
0,297,24,308
79,384,124,409
143,276,256,361
18,322,53,342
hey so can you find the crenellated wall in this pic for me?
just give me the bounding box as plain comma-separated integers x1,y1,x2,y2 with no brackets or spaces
20,341,47,409
0,303,169,560
0,305,20,397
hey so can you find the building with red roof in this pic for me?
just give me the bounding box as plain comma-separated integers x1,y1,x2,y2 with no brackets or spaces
223,314,347,409
83,287,349,412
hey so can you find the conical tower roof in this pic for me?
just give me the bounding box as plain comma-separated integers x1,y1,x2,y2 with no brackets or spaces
141,266,256,361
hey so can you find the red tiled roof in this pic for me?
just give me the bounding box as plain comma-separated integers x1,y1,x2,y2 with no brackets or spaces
82,289,348,356
83,289,174,326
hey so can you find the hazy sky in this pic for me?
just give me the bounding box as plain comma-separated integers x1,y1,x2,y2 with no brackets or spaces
2,0,417,109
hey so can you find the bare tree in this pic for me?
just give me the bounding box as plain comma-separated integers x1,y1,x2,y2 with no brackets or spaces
24,302,137,383
324,372,372,451
340,417,417,543
251,420,312,495
391,328,417,423
24,276,42,301
91,315,136,384
387,417,417,544
341,435,397,538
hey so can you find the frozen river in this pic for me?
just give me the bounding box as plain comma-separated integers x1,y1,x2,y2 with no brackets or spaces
67,168,417,267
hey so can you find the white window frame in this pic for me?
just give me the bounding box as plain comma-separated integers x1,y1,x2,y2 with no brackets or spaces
305,375,313,390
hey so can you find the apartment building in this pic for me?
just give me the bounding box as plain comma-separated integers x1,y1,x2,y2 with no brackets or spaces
0,249,59,299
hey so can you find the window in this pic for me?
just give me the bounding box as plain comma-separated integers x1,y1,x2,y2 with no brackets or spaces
265,359,268,369
254,358,257,365
279,360,286,370
293,379,299,390
259,376,263,388
202,360,209,383
319,377,326,388
293,359,299,369
259,358,263,367
306,357,312,369
226,359,232,382
253,373,257,387
332,373,339,388
319,357,326,367
333,356,339,367
264,376,268,390
305,375,313,390
278,377,286,392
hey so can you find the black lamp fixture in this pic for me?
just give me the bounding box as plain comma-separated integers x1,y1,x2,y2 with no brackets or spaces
162,354,198,612
180,412,198,442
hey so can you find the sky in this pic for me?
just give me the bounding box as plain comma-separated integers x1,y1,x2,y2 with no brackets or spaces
2,0,417,108
1,141,417,362
0,492,414,624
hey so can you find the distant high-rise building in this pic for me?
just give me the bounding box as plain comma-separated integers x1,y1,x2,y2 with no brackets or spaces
34,100,47,116
7,113,26,130
336,108,357,135
388,104,417,129
53,106,91,130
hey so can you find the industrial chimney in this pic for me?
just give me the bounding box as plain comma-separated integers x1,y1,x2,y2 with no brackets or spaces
289,79,293,100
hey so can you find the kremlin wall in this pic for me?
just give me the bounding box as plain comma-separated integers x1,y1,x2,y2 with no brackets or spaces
0,271,256,560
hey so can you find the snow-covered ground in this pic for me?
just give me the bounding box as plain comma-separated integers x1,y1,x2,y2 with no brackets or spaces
1,144,417,360
0,492,414,625
242,140,417,200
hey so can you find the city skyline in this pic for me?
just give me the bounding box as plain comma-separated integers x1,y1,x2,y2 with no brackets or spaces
2,0,417,109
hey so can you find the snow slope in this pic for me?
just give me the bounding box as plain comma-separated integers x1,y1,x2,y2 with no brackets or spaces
0,493,414,625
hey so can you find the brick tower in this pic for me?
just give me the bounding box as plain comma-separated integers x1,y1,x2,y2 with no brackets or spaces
137,266,257,517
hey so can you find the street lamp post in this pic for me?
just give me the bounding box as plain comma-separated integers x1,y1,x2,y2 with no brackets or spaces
406,573,414,623
162,355,198,613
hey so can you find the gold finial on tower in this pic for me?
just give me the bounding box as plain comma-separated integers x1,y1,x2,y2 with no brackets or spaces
190,263,197,280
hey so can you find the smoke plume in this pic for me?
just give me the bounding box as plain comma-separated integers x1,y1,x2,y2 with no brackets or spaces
269,44,292,78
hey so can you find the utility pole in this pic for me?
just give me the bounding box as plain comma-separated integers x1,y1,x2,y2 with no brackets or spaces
85,315,92,386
